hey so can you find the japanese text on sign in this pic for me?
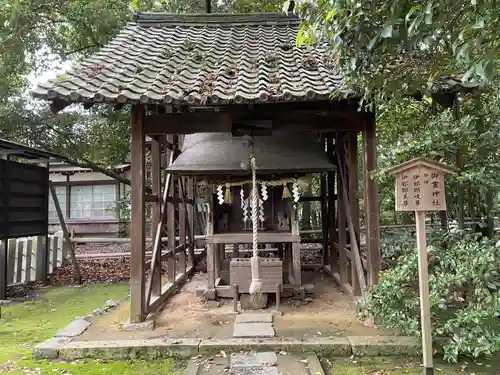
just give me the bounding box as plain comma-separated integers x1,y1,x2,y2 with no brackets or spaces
395,166,446,212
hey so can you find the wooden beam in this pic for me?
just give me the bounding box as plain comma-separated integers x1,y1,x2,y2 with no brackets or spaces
339,155,367,295
144,112,232,134
326,135,337,271
150,137,161,239
336,134,348,284
299,196,326,202
167,136,179,283
180,177,195,268
0,153,7,299
149,135,163,299
348,133,361,296
363,113,381,287
148,265,195,313
178,177,187,275
321,170,329,266
0,149,25,156
143,110,365,135
49,183,82,284
130,105,146,324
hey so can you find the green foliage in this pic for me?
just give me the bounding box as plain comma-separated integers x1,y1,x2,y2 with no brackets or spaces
0,283,181,374
359,231,500,363
374,85,500,224
295,0,500,102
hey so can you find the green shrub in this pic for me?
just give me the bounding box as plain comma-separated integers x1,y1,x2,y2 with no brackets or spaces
358,231,500,363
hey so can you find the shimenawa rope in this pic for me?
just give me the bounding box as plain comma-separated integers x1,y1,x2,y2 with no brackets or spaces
248,153,263,298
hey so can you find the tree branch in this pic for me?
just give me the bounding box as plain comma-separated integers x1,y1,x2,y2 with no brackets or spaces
63,43,103,57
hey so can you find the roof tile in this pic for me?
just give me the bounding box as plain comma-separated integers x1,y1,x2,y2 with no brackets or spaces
32,12,346,106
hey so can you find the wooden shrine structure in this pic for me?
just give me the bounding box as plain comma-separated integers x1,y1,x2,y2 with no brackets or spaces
167,131,336,302
32,12,381,323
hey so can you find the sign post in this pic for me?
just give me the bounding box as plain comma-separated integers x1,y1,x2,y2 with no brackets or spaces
387,157,457,375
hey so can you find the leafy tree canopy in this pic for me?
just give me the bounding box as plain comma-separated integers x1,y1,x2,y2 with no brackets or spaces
294,0,500,102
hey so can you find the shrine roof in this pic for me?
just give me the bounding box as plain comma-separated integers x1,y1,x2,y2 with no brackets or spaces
31,12,347,109
167,132,335,174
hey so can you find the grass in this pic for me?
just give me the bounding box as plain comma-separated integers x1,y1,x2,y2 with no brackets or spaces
0,283,181,375
324,357,499,375
1,283,499,375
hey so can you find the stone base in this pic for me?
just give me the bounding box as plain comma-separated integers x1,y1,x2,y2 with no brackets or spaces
233,322,275,338
235,313,273,324
240,293,268,310
123,314,156,331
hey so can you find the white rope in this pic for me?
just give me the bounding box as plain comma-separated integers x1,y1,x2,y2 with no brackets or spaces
249,153,263,296
251,155,258,258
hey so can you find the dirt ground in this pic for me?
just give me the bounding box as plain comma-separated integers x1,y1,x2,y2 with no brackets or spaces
76,270,387,342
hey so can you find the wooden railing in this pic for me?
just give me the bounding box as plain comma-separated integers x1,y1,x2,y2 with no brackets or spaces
1,235,68,286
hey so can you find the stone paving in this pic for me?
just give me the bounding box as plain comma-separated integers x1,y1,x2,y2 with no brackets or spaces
232,313,275,338
184,351,317,375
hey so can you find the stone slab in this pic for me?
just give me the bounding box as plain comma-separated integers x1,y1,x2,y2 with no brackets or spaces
57,338,201,360
233,323,275,338
231,352,277,368
198,338,351,357
347,336,420,357
32,337,72,359
183,359,201,375
235,313,273,324
54,319,90,338
306,353,325,375
228,367,279,375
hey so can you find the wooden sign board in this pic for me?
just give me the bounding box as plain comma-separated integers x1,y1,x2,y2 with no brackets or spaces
387,157,457,213
386,156,457,375
395,165,446,212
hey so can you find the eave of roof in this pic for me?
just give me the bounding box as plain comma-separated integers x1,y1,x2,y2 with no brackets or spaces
167,132,336,175
0,138,69,163
31,12,348,110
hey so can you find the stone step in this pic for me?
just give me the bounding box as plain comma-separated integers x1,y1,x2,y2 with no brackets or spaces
232,322,275,338
231,352,277,368
233,313,275,338
184,352,323,375
235,313,273,324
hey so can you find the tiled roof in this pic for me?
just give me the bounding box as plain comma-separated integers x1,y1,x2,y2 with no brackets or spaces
32,12,346,106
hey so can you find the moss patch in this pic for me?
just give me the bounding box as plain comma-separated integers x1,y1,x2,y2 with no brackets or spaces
0,283,180,374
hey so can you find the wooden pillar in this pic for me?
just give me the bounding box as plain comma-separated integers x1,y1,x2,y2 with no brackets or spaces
214,244,222,280
187,178,195,267
363,113,381,287
167,137,179,283
326,135,337,272
49,183,81,284
291,206,301,286
150,136,162,297
178,177,187,275
206,192,216,296
348,132,361,296
321,170,329,266
336,133,348,283
150,137,161,239
0,153,7,300
130,105,146,323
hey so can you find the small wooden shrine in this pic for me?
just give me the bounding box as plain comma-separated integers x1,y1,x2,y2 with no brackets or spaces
32,12,383,324
168,132,335,305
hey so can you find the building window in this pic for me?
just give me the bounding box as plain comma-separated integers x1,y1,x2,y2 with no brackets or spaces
48,186,67,220
70,184,117,219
